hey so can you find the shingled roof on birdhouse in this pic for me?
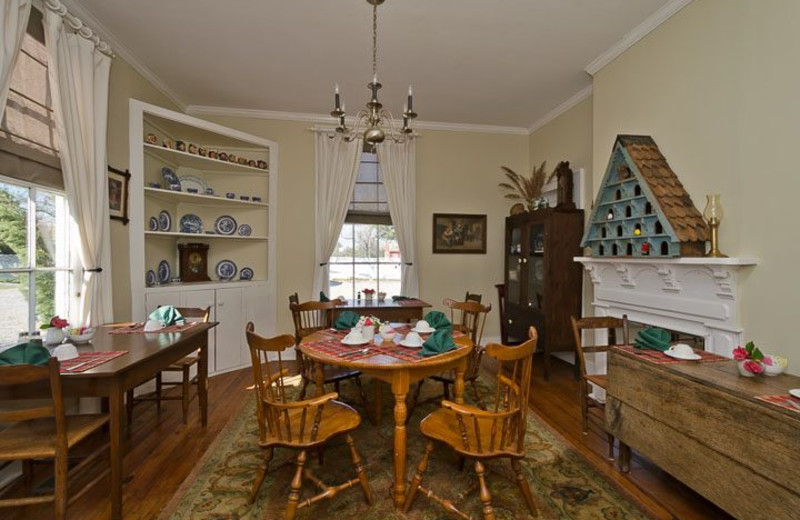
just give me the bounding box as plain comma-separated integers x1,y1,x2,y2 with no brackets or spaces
581,135,709,257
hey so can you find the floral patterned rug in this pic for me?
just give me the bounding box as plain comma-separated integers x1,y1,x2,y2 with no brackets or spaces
160,376,648,520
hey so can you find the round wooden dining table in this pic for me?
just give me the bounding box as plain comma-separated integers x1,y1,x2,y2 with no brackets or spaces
298,327,473,510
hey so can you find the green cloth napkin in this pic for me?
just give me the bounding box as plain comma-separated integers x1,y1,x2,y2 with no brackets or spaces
334,310,360,330
634,327,671,351
423,310,452,332
149,306,185,327
319,291,330,302
421,329,456,357
0,342,51,366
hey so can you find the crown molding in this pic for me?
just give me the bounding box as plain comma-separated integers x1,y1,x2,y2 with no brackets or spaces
584,0,694,76
61,0,186,111
186,105,530,135
527,84,593,135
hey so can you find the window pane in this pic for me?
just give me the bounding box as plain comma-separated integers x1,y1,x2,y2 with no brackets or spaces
328,223,402,299
35,190,56,267
0,181,29,268
0,272,29,345
378,225,401,264
353,224,378,260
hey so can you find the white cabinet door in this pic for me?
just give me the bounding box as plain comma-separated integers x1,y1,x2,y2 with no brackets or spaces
243,285,268,362
181,290,217,372
144,291,182,316
215,287,244,372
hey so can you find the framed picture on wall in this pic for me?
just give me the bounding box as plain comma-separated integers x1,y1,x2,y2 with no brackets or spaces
108,165,131,225
432,213,487,254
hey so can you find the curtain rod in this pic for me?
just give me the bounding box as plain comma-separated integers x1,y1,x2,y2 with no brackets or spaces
42,0,114,57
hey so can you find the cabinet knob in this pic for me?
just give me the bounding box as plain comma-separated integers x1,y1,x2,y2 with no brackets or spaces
528,302,532,307
522,257,527,264
507,319,513,324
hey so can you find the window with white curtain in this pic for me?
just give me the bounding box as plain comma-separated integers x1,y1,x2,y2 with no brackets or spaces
328,152,401,299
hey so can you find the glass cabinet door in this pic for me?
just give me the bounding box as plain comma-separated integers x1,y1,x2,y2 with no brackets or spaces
507,225,523,304
527,224,545,310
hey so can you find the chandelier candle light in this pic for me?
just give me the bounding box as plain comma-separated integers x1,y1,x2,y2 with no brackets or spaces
330,0,417,151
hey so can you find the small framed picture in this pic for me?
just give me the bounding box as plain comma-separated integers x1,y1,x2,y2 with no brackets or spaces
108,166,131,225
432,213,487,254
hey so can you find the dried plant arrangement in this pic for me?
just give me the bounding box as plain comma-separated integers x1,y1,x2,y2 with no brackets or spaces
498,161,554,211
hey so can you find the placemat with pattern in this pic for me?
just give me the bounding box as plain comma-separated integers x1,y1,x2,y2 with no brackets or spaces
109,321,200,334
396,298,428,307
754,394,800,414
614,345,729,364
306,328,465,363
59,351,128,373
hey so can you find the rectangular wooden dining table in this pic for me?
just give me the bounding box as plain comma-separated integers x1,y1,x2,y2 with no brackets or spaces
0,321,217,520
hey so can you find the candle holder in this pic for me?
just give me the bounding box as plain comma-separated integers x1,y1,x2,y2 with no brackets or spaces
703,194,727,258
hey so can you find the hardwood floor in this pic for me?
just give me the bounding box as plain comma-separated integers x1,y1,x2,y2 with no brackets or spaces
4,356,732,519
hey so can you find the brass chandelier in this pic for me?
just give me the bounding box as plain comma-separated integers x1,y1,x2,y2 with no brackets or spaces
330,0,417,151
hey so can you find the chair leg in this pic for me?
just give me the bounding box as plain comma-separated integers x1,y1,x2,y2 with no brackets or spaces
607,433,615,460
403,440,434,513
182,366,190,425
54,453,68,520
580,383,589,435
126,388,134,425
406,380,423,424
474,460,495,520
285,450,307,520
354,375,369,414
470,379,484,409
346,433,372,505
22,460,33,493
156,373,163,415
442,380,451,401
334,380,340,396
317,447,324,466
299,376,310,400
511,459,537,517
249,448,273,504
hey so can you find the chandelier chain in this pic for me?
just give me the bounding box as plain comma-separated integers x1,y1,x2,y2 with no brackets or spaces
372,4,378,78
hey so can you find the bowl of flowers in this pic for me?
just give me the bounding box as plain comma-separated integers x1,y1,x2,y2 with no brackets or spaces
40,316,69,345
732,341,765,377
761,353,788,376
67,326,95,344
363,288,375,301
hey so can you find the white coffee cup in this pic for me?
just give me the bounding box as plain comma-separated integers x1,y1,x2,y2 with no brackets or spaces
415,320,432,332
405,331,423,346
666,343,694,358
52,344,79,361
345,329,365,343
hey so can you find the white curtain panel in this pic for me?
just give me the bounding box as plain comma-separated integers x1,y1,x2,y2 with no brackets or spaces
44,10,112,326
313,133,361,296
0,0,32,120
378,139,418,296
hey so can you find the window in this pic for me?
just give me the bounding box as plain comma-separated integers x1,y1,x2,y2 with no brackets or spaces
0,178,72,345
328,152,401,299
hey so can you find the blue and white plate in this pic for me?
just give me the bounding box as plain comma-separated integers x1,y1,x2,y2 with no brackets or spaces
214,215,237,235
216,259,237,280
180,214,203,233
239,267,254,280
158,260,171,283
146,269,157,286
158,210,171,232
149,217,159,231
178,174,208,193
237,224,252,236
161,167,180,190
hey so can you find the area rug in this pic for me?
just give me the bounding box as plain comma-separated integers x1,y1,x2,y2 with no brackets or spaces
160,376,648,520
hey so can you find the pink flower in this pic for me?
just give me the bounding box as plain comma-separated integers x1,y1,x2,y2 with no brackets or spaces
762,356,774,367
743,360,764,374
732,346,748,361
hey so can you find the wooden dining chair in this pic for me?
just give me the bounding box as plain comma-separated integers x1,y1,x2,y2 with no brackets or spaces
0,358,110,519
464,291,482,304
571,314,629,459
289,297,367,406
403,328,540,519
245,323,373,517
126,306,210,425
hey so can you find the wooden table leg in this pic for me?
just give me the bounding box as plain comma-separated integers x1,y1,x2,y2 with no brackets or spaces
391,372,410,510
198,339,208,427
454,358,467,405
109,381,124,520
619,442,631,473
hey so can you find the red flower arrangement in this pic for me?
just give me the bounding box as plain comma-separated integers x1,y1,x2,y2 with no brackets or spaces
363,288,375,295
732,341,765,375
40,315,69,329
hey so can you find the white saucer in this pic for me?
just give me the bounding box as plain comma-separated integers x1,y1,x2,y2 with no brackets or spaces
342,338,369,346
411,327,435,334
399,339,424,348
664,350,702,361
789,389,800,399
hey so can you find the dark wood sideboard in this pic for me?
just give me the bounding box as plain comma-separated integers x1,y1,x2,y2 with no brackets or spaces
607,349,800,520
503,207,584,380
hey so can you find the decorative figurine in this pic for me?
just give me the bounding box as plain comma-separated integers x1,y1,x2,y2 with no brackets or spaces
188,143,198,154
145,133,158,145
218,152,228,161
175,140,186,152
257,160,268,170
198,147,208,157
162,139,175,149
208,150,218,159
248,159,257,167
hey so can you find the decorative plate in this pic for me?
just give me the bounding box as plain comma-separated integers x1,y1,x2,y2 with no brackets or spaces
146,269,157,286
161,167,180,190
411,325,435,334
180,214,203,233
342,338,369,346
399,339,424,348
216,259,237,280
663,350,702,361
214,215,237,235
158,210,171,232
149,217,159,231
237,224,252,236
178,174,209,193
789,389,800,399
158,260,171,283
239,267,254,280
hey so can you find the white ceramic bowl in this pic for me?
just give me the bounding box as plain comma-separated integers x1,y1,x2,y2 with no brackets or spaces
762,354,787,376
68,328,95,344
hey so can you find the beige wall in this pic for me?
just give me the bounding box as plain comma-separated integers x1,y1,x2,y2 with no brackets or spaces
592,0,800,364
107,58,179,320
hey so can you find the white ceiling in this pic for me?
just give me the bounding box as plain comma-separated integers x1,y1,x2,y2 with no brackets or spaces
70,0,675,130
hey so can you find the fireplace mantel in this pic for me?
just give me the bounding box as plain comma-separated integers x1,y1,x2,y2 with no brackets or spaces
575,256,758,356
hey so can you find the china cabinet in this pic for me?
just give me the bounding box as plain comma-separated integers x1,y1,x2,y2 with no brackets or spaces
503,207,583,380
129,100,277,375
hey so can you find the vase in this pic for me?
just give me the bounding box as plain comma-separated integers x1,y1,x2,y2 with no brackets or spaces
737,360,762,377
43,327,64,346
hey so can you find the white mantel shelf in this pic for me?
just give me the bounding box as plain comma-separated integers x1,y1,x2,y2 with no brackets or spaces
574,256,758,357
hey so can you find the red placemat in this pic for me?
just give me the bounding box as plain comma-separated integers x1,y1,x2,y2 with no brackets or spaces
754,394,800,414
109,321,200,334
396,298,428,307
614,345,729,364
60,351,127,373
306,328,465,363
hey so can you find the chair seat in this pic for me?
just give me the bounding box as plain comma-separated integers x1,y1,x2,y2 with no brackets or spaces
0,414,109,460
585,374,608,389
419,407,520,459
164,355,198,370
261,400,361,448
